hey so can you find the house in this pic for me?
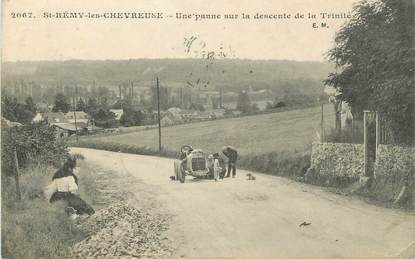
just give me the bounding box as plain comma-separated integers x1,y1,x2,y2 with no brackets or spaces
231,110,242,116
110,109,124,121
211,109,226,118
32,112,45,123
45,112,69,124
1,117,23,128
160,115,174,126
51,121,89,138
65,111,90,124
161,112,183,126
167,107,182,114
51,123,77,138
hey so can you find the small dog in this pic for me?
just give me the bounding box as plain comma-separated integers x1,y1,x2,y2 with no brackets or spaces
170,176,176,181
246,173,256,180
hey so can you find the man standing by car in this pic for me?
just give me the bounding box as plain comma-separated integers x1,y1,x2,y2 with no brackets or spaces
221,146,238,178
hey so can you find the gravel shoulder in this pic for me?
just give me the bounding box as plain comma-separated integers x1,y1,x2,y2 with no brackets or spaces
71,156,175,258
72,147,415,258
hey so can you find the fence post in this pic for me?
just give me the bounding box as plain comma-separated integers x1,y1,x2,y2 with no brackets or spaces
375,112,380,150
363,111,369,177
14,147,22,201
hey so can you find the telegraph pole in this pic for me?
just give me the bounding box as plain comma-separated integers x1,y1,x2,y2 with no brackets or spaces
156,77,162,152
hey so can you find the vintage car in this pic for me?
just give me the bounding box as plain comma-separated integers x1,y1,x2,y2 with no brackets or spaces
173,145,226,183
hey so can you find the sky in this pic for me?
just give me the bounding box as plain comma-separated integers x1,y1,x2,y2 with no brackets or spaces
2,0,357,62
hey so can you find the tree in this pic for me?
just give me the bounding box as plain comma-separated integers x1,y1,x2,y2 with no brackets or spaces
52,93,71,113
86,98,99,114
151,86,170,110
76,98,86,112
91,108,117,128
1,95,18,122
120,107,145,127
236,90,251,113
325,0,414,143
24,97,36,114
1,95,35,124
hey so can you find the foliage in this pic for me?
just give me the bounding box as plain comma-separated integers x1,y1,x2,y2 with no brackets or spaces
189,103,205,112
325,0,415,144
1,123,69,177
76,98,87,112
151,86,170,110
52,93,71,113
86,97,99,114
90,108,117,128
120,106,146,127
24,97,36,114
267,100,287,109
236,90,252,113
1,95,36,124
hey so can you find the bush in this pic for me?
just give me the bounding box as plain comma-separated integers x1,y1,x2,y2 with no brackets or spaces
2,123,69,172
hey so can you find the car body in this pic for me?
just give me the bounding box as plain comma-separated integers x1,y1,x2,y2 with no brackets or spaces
174,145,213,183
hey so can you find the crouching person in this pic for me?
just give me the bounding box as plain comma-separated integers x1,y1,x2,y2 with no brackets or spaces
45,157,95,217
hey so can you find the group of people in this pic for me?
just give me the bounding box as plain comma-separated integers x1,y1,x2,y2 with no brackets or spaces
207,146,238,181
45,156,94,218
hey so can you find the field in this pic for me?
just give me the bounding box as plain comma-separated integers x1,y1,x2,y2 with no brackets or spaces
79,105,334,156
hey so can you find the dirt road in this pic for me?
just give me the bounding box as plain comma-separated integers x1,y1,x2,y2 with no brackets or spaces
72,148,415,258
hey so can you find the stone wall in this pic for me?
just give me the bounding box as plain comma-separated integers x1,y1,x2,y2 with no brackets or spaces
370,144,415,205
309,142,415,208
308,142,364,186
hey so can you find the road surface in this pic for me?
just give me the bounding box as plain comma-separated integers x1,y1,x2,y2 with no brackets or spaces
72,148,415,258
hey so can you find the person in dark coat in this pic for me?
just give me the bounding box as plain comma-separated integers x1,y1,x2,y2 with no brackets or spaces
47,157,94,216
221,146,238,178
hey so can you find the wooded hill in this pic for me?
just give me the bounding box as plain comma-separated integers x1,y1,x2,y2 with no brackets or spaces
2,59,333,95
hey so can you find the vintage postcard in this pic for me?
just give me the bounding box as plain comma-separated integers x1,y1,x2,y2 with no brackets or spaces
1,0,414,258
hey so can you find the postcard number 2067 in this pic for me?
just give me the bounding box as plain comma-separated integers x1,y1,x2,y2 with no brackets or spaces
10,12,34,19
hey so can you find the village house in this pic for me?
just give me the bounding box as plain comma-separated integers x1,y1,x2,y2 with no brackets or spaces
65,111,90,124
109,109,124,121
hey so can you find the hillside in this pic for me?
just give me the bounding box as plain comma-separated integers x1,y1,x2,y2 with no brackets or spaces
2,59,333,94
77,105,335,156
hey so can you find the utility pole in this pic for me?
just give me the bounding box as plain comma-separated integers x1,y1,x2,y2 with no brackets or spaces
130,80,134,100
13,147,21,201
73,84,79,142
156,77,162,152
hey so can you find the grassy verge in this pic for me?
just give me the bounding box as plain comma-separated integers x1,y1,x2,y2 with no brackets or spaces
1,165,86,259
239,150,311,179
1,154,103,259
72,141,177,159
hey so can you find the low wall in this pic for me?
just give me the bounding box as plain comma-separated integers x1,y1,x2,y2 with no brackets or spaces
370,144,415,206
308,142,364,186
309,142,415,208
